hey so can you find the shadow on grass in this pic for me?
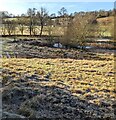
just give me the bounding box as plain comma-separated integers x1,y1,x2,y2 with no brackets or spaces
2,70,115,120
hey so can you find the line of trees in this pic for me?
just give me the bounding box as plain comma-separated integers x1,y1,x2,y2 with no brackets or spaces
1,7,49,36
1,8,115,36
0,7,115,47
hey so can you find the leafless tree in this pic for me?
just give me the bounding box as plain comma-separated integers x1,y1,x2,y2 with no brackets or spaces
5,20,17,35
58,7,67,17
27,8,36,36
17,16,27,35
58,7,69,35
36,7,48,36
1,24,6,35
0,11,9,35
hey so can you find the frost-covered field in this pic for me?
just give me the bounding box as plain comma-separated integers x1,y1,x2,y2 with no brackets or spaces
2,55,115,119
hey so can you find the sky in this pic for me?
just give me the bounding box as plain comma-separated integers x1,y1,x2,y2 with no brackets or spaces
0,0,115,16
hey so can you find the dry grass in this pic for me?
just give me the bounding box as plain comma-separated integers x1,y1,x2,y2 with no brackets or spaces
2,56,115,103
97,16,114,24
2,56,115,119
1,36,115,119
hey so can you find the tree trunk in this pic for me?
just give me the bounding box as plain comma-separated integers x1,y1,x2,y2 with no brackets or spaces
29,20,32,36
40,24,43,37
21,29,23,35
29,25,32,36
21,31,23,36
21,26,24,35
8,31,11,36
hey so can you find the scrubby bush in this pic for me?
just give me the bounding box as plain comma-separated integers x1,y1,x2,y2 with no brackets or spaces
62,14,99,49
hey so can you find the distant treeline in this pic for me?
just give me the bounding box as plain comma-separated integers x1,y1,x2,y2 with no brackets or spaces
0,9,116,19
0,7,115,45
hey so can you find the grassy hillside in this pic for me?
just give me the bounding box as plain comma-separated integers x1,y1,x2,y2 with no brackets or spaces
97,16,114,24
96,16,114,37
